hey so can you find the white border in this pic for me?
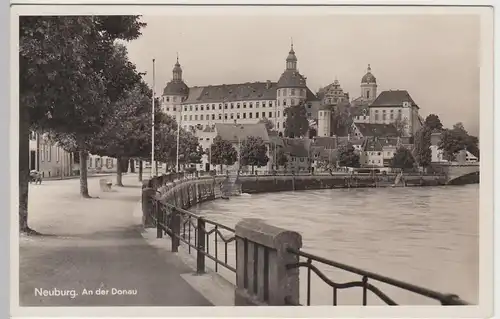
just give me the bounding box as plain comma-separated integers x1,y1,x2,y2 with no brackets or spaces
10,2,495,318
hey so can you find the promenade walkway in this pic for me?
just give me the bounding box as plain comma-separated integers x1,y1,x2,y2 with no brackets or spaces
19,174,212,306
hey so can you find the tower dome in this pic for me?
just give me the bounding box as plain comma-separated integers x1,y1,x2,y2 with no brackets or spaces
162,55,189,96
277,42,307,88
361,64,377,84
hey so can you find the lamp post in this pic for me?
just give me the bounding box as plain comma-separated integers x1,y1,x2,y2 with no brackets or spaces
151,58,156,177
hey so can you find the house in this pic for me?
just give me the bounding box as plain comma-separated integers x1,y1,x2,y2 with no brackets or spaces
29,132,74,178
360,137,404,168
213,122,272,173
282,138,311,172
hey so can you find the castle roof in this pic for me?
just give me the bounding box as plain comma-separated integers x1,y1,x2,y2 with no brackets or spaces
162,81,189,96
370,90,419,109
353,123,399,137
277,70,307,88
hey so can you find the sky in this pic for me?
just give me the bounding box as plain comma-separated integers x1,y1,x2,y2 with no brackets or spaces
125,13,481,136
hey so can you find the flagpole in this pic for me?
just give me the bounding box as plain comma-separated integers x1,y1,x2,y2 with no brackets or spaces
151,58,156,177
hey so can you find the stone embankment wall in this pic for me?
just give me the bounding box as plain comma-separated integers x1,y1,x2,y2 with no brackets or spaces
237,174,447,194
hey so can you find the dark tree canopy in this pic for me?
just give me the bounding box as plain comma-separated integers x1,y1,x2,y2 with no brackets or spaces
424,114,443,131
240,136,269,173
210,136,238,169
337,143,360,168
413,126,432,168
284,103,309,138
391,146,416,169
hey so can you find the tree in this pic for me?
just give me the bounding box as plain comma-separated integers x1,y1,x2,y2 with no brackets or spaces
337,143,360,168
391,146,416,170
438,123,470,162
240,136,270,174
413,126,432,169
258,117,274,131
393,116,408,137
210,136,238,173
275,147,288,168
284,103,309,138
424,114,443,131
331,109,352,136
19,16,146,232
308,127,317,138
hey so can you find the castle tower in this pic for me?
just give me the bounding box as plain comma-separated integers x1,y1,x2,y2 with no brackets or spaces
276,41,307,134
360,64,377,102
161,54,189,123
317,105,332,137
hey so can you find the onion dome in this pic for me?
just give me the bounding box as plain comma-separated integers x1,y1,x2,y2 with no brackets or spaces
361,64,377,84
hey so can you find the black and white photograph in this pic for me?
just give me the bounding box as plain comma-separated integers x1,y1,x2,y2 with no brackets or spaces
11,3,494,318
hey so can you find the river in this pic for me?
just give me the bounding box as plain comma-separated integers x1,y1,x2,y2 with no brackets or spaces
190,184,479,306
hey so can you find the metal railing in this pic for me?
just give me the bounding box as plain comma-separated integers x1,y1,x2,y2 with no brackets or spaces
151,199,237,275
285,248,469,306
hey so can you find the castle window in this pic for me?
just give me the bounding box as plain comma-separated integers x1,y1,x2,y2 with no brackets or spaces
269,101,273,107
243,113,246,119
173,107,176,112
224,114,228,120
243,103,247,108
189,115,193,120
249,113,253,119
200,115,204,120
218,104,222,110
189,105,193,111
230,113,234,119
236,103,240,109
184,115,187,121
366,91,370,99
194,115,198,120
291,99,295,106
166,96,170,102
237,113,240,119
278,100,280,106
256,102,260,107
212,114,215,120
307,103,311,108
173,97,177,102
212,104,215,109
283,90,287,97
195,106,199,111
249,102,253,108
224,104,228,110
218,114,222,120
382,114,386,120
262,112,265,117
269,111,272,118
262,102,266,107
218,104,221,109
301,89,305,96
256,112,259,118
201,106,204,111
231,103,234,109
283,100,287,106
278,111,280,117
375,114,379,121
390,114,394,120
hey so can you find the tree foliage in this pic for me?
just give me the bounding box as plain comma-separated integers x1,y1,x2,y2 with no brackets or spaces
210,136,238,171
413,126,432,168
391,146,415,169
284,103,309,138
437,122,478,161
424,114,443,131
240,136,269,174
393,116,408,137
337,143,360,168
258,117,274,131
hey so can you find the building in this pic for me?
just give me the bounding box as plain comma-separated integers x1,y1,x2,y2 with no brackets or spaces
161,44,320,135
429,132,478,163
29,132,74,178
282,138,311,172
368,90,423,137
351,64,378,115
359,137,403,168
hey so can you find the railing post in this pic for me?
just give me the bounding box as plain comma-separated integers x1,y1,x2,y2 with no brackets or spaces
171,208,180,252
234,218,302,306
197,218,206,274
156,201,163,239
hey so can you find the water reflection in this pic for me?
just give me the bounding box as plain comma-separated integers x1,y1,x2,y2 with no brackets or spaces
191,185,479,305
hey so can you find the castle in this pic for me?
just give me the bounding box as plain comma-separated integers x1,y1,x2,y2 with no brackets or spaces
160,43,423,139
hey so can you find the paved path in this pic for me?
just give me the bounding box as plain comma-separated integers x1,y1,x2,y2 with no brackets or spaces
19,174,212,306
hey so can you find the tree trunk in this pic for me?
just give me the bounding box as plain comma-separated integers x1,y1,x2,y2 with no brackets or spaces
79,150,91,198
19,103,31,233
155,161,159,176
116,156,124,186
130,159,135,173
220,164,223,175
252,165,255,174
138,160,143,181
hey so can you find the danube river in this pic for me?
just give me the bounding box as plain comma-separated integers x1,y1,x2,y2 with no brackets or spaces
191,184,479,306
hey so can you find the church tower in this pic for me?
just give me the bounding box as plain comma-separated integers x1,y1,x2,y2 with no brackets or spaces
276,41,307,134
161,54,189,123
317,105,332,137
360,64,377,102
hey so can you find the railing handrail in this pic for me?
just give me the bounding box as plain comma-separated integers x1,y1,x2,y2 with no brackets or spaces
287,247,469,305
